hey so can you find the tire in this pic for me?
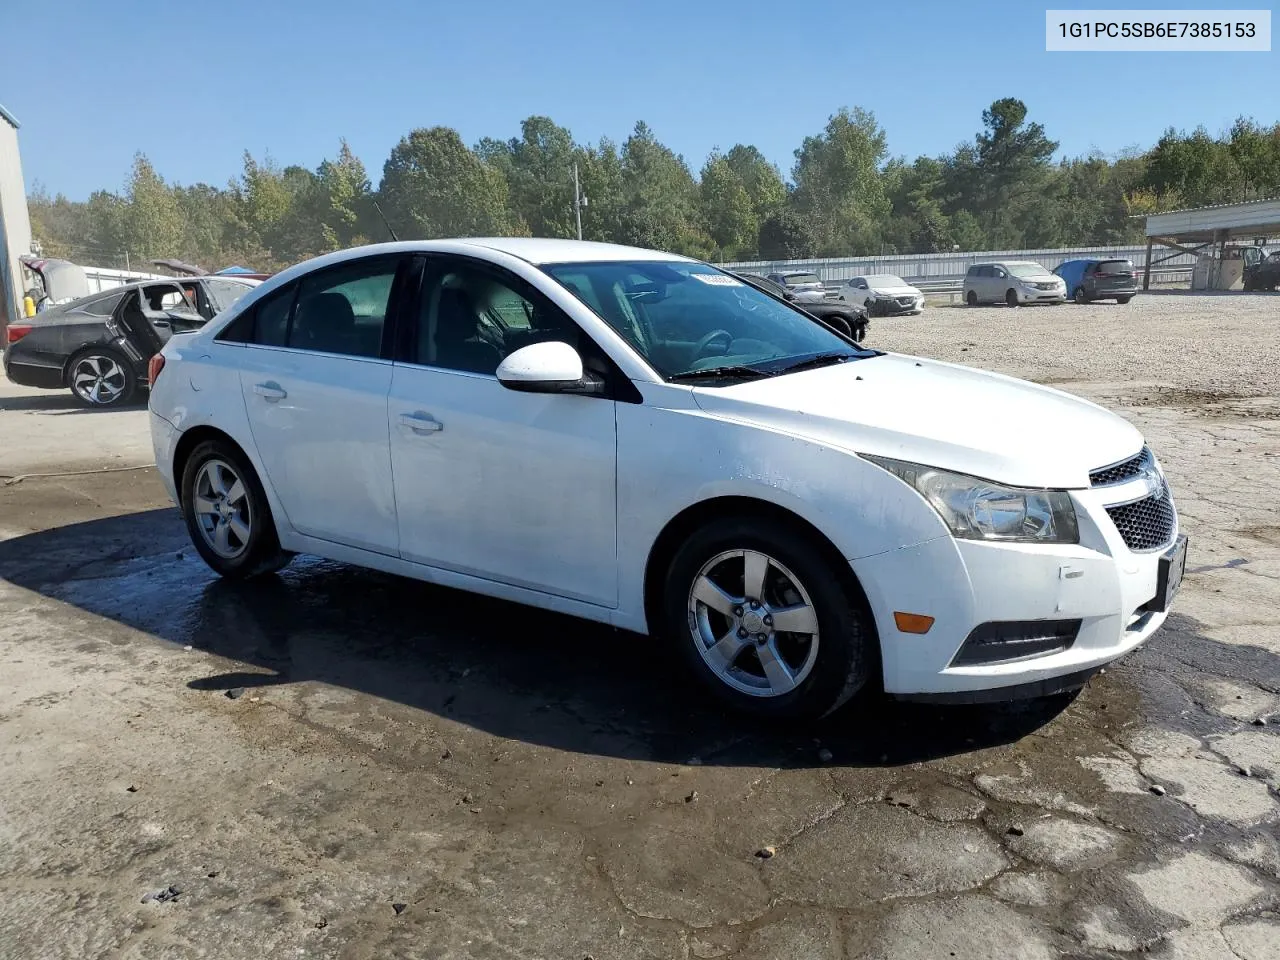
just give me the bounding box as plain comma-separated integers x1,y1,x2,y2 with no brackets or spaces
965,290,978,307
1073,286,1089,305
662,516,874,720
180,439,292,579
824,314,853,338
1005,289,1019,307
1116,296,1132,304
67,347,136,408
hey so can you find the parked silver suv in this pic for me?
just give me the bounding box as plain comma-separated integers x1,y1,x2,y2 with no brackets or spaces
963,261,1066,307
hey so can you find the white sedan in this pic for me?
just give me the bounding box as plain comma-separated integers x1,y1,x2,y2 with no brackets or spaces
147,238,1186,718
838,274,925,315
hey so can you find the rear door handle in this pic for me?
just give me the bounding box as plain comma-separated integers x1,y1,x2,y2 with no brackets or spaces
399,411,444,434
253,382,287,401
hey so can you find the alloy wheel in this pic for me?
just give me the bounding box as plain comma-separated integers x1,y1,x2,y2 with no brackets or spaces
192,459,253,559
71,355,128,405
686,549,820,698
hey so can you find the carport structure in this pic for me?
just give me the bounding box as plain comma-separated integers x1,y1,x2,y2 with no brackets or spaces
1144,196,1280,290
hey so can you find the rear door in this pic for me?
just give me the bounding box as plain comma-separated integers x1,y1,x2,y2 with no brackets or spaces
227,254,409,555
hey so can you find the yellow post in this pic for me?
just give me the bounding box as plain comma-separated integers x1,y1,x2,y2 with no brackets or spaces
23,295,36,317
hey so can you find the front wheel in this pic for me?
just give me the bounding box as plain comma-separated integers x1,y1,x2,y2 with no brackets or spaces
180,439,293,579
663,517,874,719
67,347,136,408
965,290,978,307
1005,289,1019,307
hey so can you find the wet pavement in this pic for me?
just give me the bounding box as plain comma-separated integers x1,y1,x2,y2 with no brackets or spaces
1,299,1278,959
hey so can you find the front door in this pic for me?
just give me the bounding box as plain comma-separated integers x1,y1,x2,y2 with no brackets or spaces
388,256,619,606
233,255,405,555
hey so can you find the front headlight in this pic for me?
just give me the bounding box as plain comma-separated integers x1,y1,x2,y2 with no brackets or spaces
863,455,1079,544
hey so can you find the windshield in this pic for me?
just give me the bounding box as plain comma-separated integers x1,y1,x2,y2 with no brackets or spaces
783,273,822,285
1005,263,1050,278
543,261,871,381
866,274,907,286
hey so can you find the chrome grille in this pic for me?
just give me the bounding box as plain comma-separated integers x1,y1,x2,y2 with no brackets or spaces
1105,492,1176,552
1090,447,1154,487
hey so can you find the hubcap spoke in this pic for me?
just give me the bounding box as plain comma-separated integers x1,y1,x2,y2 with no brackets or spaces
770,602,818,636
691,575,738,617
224,479,246,506
194,495,219,516
742,550,769,601
87,356,104,376
705,631,748,673
228,516,250,544
758,641,797,694
91,381,104,403
213,520,232,554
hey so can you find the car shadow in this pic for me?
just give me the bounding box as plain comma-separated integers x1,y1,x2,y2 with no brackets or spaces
0,391,146,414
0,508,1087,768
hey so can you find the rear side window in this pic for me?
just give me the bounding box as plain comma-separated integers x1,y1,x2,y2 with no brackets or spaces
74,292,125,316
966,265,980,277
288,257,398,358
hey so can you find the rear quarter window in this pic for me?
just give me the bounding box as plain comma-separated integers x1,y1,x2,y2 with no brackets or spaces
216,283,295,346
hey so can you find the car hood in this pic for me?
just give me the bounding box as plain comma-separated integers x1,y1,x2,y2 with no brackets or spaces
690,353,1142,489
1013,273,1059,284
868,283,921,297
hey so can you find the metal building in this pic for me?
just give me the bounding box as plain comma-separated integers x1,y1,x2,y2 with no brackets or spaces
0,102,33,331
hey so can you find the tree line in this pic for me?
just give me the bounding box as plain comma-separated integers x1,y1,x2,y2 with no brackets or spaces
27,99,1280,274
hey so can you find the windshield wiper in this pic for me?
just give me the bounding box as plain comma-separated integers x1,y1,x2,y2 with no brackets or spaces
668,364,770,383
770,352,858,375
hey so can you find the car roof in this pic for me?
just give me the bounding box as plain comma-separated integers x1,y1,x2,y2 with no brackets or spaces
442,237,693,265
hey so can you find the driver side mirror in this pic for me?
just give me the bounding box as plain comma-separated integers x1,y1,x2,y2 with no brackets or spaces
496,341,604,396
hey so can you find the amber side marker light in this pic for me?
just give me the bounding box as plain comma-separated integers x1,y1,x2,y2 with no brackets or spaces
894,612,935,634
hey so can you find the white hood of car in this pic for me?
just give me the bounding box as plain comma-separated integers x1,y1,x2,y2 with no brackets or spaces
868,283,921,297
691,353,1142,489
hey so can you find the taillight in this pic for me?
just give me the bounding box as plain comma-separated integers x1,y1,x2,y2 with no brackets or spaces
6,324,32,344
148,353,166,386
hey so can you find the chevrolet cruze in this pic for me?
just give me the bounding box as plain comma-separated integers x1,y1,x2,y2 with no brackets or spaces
147,239,1186,719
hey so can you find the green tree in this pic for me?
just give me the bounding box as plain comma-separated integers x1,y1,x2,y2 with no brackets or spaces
316,140,374,249
615,122,710,255
699,150,756,258
378,126,519,239
480,116,577,238
758,208,816,260
791,107,891,255
120,154,184,262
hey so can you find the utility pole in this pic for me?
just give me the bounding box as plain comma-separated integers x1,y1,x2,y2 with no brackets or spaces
572,162,587,240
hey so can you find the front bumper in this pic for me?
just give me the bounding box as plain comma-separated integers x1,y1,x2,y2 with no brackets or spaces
853,486,1177,697
867,297,924,316
1017,287,1066,303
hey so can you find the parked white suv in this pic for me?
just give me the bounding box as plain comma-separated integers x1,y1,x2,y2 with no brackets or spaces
964,261,1066,306
148,239,1185,719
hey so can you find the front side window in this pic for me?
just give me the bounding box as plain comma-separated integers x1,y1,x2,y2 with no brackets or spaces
544,261,871,381
289,258,398,358
415,262,580,375
205,279,254,313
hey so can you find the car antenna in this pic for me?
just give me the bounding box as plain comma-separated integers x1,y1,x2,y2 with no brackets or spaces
372,200,399,242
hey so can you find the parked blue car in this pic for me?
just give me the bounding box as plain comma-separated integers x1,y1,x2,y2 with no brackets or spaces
1053,258,1139,304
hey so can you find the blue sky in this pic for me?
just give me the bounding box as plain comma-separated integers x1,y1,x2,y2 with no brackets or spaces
1,0,1274,199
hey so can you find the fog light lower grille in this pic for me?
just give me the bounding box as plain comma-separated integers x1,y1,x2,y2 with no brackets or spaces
950,619,1082,667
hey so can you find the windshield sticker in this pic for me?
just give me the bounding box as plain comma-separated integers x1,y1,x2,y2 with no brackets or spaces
692,274,743,286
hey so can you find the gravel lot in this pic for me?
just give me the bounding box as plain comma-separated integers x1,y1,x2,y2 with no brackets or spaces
1,292,1277,959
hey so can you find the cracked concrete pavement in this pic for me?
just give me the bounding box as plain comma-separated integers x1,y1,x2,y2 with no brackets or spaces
0,292,1277,958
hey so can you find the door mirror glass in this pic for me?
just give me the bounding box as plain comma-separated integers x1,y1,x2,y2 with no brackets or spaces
496,341,600,394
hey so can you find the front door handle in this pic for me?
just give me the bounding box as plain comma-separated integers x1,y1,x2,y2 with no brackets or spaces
253,382,287,402
399,411,444,434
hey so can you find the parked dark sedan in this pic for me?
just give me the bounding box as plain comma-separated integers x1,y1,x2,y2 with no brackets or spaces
4,276,257,407
734,272,869,341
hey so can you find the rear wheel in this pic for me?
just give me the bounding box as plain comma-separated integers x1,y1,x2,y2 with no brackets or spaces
1005,289,1019,307
180,439,292,579
1073,286,1089,304
67,347,135,408
966,290,978,307
663,516,873,720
